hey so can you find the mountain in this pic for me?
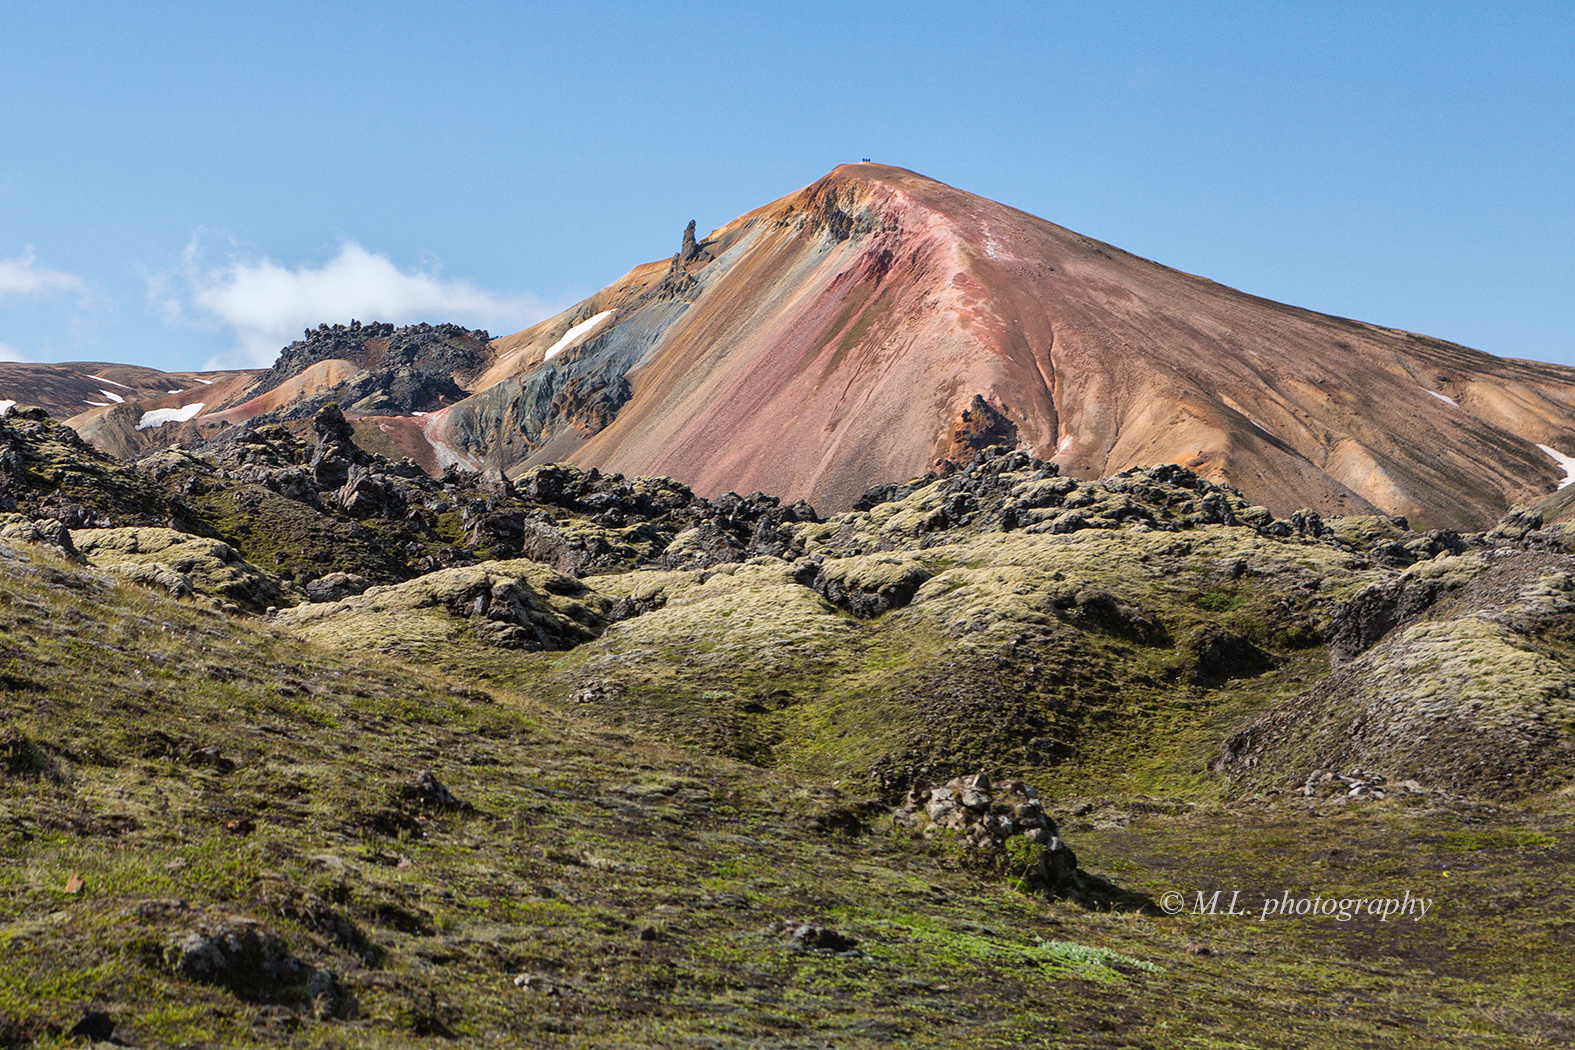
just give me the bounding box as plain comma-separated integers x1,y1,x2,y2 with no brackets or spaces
0,360,253,422
6,165,1575,531
436,164,1575,529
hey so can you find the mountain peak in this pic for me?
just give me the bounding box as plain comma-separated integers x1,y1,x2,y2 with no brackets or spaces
427,169,1575,528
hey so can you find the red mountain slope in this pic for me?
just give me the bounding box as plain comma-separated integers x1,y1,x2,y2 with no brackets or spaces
429,164,1575,528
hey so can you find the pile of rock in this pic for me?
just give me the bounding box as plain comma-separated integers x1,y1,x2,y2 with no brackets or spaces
1300,768,1419,801
897,772,1081,900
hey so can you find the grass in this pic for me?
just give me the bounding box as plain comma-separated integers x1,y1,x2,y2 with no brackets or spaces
0,526,1572,1047
1440,829,1559,853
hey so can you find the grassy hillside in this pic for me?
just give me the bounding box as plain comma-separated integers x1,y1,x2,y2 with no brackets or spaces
3,412,1574,1046
2,541,1573,1047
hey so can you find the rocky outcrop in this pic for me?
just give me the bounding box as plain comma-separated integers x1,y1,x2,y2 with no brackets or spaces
935,395,1020,473
71,526,292,612
273,559,612,654
679,219,711,264
1323,561,1477,664
0,514,80,561
801,554,932,618
0,407,186,528
247,321,490,413
815,447,1332,549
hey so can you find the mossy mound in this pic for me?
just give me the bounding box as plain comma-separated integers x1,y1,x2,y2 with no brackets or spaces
547,486,1378,796
275,558,612,656
504,448,1575,802
72,526,293,613
1220,550,1575,798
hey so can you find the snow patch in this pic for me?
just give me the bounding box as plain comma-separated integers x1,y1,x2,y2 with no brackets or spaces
191,377,213,385
99,390,125,404
543,310,615,362
0,400,14,416
1537,444,1575,490
1424,389,1459,407
1056,434,1074,454
86,374,132,389
421,409,480,472
83,400,111,407
1243,415,1275,438
136,402,206,430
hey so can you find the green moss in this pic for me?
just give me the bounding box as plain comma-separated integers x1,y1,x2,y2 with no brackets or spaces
1441,829,1558,853
1033,939,1165,979
1193,589,1246,612
1003,836,1047,893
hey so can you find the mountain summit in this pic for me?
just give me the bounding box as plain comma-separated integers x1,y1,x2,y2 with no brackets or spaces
425,164,1575,528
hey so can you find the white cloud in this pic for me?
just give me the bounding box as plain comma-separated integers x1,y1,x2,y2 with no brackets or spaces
0,248,86,300
158,241,553,367
0,342,29,363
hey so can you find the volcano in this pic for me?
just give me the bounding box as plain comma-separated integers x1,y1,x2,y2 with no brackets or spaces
423,164,1575,529
33,164,1575,530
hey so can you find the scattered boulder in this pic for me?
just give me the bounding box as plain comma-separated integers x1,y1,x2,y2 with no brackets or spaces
401,770,471,812
166,919,352,1019
513,973,559,995
786,922,859,955
304,572,370,603
1298,769,1390,801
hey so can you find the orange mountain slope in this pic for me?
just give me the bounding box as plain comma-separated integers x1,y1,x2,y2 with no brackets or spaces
425,164,1575,528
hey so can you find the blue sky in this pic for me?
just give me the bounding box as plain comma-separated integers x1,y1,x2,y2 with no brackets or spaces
1,2,1571,370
